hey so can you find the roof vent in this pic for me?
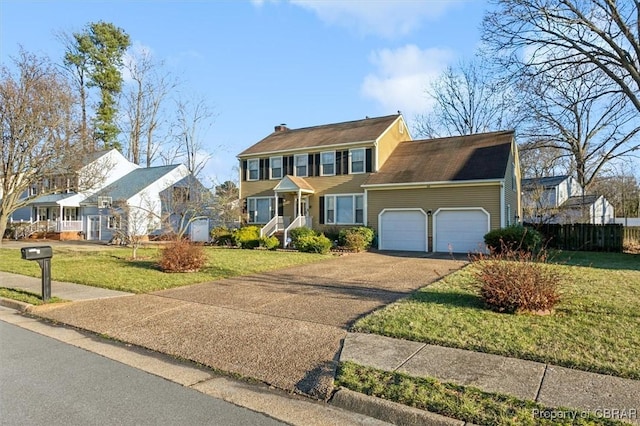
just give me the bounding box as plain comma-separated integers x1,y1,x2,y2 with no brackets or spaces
274,123,289,132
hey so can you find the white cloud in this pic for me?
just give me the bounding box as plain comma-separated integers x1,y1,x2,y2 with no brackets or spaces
361,44,455,117
289,0,463,38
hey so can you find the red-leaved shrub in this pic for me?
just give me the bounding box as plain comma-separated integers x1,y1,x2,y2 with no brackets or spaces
158,240,206,273
471,247,561,314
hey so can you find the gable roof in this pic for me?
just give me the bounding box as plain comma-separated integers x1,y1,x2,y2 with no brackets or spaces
561,195,600,208
522,175,570,190
238,114,401,157
364,130,515,186
82,164,182,204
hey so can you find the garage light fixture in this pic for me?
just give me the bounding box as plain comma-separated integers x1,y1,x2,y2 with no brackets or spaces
427,210,432,216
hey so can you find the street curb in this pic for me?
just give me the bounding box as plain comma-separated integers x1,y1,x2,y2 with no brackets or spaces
329,387,466,426
0,297,33,312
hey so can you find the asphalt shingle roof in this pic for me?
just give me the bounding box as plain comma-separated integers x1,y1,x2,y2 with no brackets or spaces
522,175,570,190
561,195,600,208
238,114,401,156
364,130,514,185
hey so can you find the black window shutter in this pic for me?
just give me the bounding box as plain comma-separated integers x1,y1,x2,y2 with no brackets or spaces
308,154,313,174
278,198,284,216
366,148,373,173
342,150,349,175
319,196,325,224
336,152,342,175
288,156,294,175
314,153,320,176
265,158,269,178
259,159,265,180
241,160,247,181
282,157,289,176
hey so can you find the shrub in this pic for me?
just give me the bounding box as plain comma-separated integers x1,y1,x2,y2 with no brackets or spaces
296,234,332,254
233,226,260,249
289,226,316,247
210,226,234,246
158,240,207,273
259,235,280,250
484,225,542,253
339,226,375,251
471,247,561,314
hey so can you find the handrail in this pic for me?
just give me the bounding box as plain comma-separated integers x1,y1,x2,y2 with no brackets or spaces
283,215,308,248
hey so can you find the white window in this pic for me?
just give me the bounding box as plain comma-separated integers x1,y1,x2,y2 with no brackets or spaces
270,156,283,179
247,197,274,223
325,194,364,225
350,148,365,174
98,196,112,209
63,207,78,221
107,215,121,229
294,154,307,177
247,159,259,181
321,151,335,176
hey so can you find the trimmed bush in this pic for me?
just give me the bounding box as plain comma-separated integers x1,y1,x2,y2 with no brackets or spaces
296,234,332,254
289,226,317,247
158,240,207,272
259,235,280,250
471,247,561,314
210,226,234,246
339,226,375,251
484,225,542,253
233,226,260,249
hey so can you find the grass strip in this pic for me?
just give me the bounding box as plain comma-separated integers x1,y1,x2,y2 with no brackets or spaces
0,287,66,305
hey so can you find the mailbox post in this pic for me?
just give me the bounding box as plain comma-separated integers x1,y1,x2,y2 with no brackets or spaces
20,246,53,301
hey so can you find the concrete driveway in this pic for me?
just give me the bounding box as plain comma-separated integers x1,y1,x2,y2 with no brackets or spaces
33,251,465,398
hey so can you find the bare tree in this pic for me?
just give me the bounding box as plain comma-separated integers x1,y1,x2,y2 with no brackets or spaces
160,176,213,239
0,51,80,245
212,180,240,226
482,0,640,119
519,143,568,179
121,47,177,166
162,96,215,177
414,59,519,138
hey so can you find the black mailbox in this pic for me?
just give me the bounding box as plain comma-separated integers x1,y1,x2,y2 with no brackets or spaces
20,245,53,301
21,246,53,261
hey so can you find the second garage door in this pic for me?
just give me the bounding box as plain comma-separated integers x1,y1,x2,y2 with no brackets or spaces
434,209,489,253
379,209,427,251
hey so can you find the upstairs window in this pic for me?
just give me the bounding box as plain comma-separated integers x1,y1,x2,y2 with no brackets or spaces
294,154,307,177
247,159,259,181
270,156,283,179
98,196,112,209
321,151,335,176
350,148,365,174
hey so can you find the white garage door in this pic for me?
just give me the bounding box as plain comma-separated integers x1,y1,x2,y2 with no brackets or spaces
435,209,489,253
379,210,427,251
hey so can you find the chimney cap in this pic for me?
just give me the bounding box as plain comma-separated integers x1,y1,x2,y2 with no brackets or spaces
274,124,289,132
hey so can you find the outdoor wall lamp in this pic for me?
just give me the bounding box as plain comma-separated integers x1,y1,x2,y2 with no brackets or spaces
427,210,432,216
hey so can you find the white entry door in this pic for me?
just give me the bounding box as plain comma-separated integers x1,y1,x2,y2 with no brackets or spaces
87,216,101,240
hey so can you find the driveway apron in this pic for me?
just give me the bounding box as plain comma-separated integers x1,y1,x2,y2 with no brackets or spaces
32,252,465,398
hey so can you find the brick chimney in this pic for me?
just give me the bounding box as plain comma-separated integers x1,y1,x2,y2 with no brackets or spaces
274,123,289,132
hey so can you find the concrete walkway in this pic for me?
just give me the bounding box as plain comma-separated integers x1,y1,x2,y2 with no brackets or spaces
341,333,640,425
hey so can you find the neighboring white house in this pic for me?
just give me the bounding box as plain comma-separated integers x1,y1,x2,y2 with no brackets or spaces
522,175,614,224
9,149,210,242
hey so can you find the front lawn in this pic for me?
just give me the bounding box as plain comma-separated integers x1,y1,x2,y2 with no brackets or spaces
0,247,330,293
352,251,640,380
0,287,65,305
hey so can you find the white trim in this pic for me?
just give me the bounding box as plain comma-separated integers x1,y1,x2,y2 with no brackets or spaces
349,147,366,174
237,139,376,158
247,159,259,181
363,189,369,226
362,179,504,189
269,156,283,180
432,207,490,253
324,193,364,225
378,208,428,252
500,181,505,228
320,151,336,176
294,154,308,177
247,196,274,224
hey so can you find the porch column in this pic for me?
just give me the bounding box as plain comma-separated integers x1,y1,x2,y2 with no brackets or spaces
297,189,302,218
274,191,279,218
59,205,63,232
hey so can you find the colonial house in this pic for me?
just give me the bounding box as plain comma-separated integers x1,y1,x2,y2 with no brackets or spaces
522,175,614,224
238,114,521,253
9,149,208,242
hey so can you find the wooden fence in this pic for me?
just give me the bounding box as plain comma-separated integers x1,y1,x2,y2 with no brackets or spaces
525,223,623,252
624,226,640,243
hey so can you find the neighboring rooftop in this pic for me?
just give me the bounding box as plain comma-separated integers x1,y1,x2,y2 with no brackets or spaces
561,194,600,208
364,130,514,186
82,165,182,204
238,114,401,156
522,175,570,190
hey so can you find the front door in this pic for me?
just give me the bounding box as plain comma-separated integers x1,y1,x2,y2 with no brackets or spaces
87,216,101,240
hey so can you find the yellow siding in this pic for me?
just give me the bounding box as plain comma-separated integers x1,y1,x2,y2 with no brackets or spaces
376,117,410,169
367,185,502,233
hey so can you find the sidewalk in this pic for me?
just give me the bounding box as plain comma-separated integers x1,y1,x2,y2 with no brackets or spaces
340,332,640,425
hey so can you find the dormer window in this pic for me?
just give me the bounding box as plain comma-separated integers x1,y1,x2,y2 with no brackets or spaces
321,151,335,176
294,154,307,177
350,148,365,174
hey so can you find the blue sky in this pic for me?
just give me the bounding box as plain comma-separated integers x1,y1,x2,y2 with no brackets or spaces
1,0,488,183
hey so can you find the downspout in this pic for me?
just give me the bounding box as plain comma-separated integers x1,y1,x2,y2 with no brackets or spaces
500,181,506,228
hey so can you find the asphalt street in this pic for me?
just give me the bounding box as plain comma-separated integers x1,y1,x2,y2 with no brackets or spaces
0,320,284,426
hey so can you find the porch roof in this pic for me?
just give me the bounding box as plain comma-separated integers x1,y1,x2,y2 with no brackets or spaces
273,175,315,194
29,193,76,205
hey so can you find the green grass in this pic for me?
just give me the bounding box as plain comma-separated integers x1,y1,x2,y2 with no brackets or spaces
353,251,640,380
336,362,624,426
0,246,331,293
0,287,65,305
